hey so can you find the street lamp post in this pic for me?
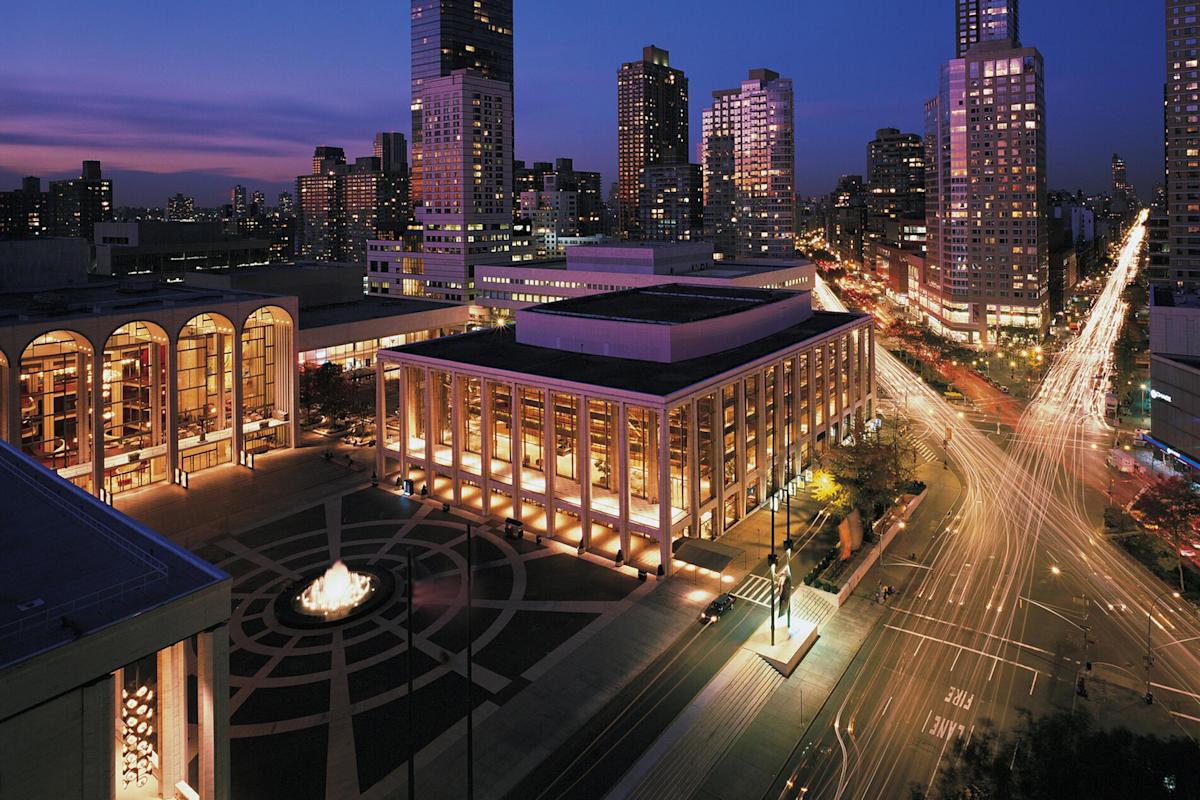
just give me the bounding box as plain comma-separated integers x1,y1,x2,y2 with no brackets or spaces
1045,565,1091,696
769,454,777,647
1145,589,1181,705
1140,383,1148,421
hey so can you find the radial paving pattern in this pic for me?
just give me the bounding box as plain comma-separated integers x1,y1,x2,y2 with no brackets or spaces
193,487,641,799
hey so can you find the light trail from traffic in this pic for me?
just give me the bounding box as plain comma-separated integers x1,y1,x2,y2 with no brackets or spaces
777,211,1200,798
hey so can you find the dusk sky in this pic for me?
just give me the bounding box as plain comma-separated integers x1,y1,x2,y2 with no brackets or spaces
0,1,1163,207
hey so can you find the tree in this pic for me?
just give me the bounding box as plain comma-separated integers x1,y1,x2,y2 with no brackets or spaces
1133,476,1200,592
914,709,1200,800
300,362,352,420
817,414,918,544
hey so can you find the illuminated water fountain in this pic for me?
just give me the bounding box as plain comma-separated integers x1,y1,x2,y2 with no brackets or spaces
298,560,373,618
277,559,395,627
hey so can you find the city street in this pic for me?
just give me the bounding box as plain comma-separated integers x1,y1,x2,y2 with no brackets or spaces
770,222,1200,797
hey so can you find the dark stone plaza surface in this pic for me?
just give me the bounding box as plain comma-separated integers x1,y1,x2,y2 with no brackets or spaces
193,486,641,799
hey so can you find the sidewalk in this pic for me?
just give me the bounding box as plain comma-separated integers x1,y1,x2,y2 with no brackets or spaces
613,459,963,800
386,576,704,800
115,437,370,549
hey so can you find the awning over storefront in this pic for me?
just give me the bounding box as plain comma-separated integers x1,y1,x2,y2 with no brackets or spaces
673,538,743,573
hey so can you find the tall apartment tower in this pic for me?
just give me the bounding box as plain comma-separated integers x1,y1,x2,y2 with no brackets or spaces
920,0,1046,344
639,163,704,242
374,132,409,176
1166,2,1200,282
410,70,513,301
296,143,408,262
47,161,112,241
616,45,689,238
701,68,795,259
956,0,1019,57
410,0,513,206
1112,153,1129,197
231,185,248,218
166,193,195,221
866,128,925,252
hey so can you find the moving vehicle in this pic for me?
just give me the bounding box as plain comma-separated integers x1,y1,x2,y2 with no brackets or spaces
700,593,735,623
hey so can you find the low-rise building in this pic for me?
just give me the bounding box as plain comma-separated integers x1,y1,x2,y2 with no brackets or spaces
376,284,874,575
473,241,815,321
95,221,272,278
0,279,299,498
188,262,469,374
0,439,231,799
1148,284,1200,471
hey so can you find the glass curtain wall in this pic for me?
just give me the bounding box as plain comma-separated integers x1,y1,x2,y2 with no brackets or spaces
103,322,168,494
404,366,426,457
20,331,94,487
460,375,481,473
490,383,512,480
553,392,578,483
176,314,234,473
668,405,689,522
432,370,452,466
520,387,545,492
696,393,716,504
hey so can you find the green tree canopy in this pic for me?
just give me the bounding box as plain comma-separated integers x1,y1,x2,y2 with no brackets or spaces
916,710,1200,800
817,414,918,534
1133,476,1200,592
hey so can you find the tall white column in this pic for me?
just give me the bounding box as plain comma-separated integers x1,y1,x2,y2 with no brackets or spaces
166,340,180,483
658,406,671,574
397,363,408,473
578,395,591,549
543,389,556,538
423,367,433,489
512,383,523,520
232,330,245,462
687,396,700,537
480,380,492,515
80,673,116,800
450,373,462,503
5,360,19,446
617,401,630,561
91,347,105,497
156,641,187,792
198,625,231,800
374,360,386,478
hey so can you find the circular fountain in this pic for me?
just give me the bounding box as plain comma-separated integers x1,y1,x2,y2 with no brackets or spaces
274,560,396,628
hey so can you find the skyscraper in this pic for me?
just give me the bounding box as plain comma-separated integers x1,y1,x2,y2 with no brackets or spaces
701,68,795,259
921,0,1047,343
410,0,513,206
1112,153,1129,198
1164,2,1200,284
47,161,112,241
828,175,867,266
0,177,47,238
231,184,248,219
410,70,512,300
166,193,195,221
866,128,925,254
296,143,408,262
639,163,703,242
956,0,1018,57
374,132,409,177
616,45,689,238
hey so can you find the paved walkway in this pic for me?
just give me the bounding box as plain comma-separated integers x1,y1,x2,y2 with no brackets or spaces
392,574,704,800
115,437,370,547
610,457,962,800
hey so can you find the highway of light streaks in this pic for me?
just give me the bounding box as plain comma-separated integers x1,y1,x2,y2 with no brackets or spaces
781,210,1200,798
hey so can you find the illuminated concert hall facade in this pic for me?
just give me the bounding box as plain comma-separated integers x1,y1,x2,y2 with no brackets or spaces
0,282,299,499
376,285,874,575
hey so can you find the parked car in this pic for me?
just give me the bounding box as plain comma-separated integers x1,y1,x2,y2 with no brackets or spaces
700,593,735,623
